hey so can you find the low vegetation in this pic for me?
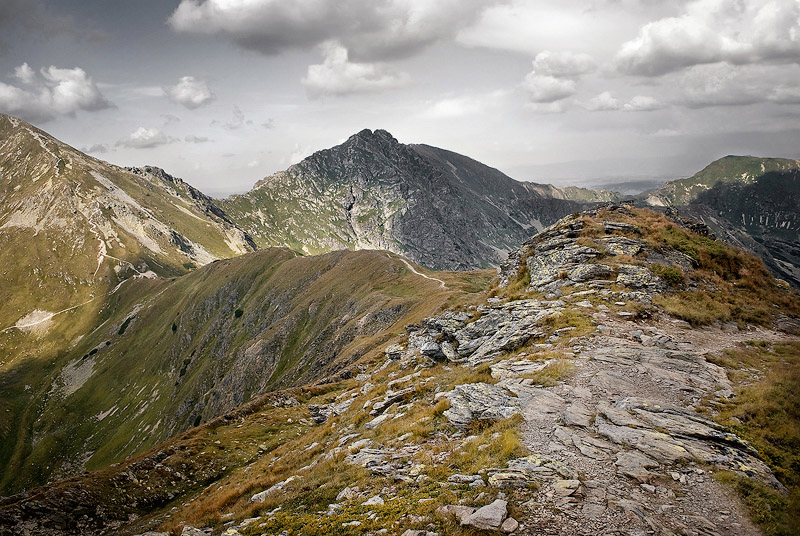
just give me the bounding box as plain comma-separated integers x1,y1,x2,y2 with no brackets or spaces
578,207,800,326
709,341,800,536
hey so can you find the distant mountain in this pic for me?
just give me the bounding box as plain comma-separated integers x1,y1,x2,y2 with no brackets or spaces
639,155,800,287
219,129,597,270
681,170,800,286
643,155,800,206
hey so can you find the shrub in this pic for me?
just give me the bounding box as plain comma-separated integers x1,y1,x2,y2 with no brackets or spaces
651,263,685,287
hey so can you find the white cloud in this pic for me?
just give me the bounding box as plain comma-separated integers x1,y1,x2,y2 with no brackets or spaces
616,0,800,76
624,95,662,111
164,76,215,109
302,42,409,98
522,74,576,103
169,0,495,62
0,63,112,122
12,63,36,85
185,135,211,143
532,50,595,77
425,96,482,118
584,91,662,111
585,91,620,111
423,91,508,119
289,144,313,165
117,127,174,149
81,143,110,154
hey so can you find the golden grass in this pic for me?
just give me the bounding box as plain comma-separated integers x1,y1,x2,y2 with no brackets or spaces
520,359,577,386
708,341,800,536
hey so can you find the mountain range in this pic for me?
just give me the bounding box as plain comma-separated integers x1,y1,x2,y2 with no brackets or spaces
1,114,799,536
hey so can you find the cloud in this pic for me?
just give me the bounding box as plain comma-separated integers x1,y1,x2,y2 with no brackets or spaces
164,76,215,109
261,118,275,129
424,91,508,119
769,86,800,105
168,0,495,62
0,0,107,53
222,105,252,130
584,91,662,111
162,113,181,125
616,0,800,76
0,63,113,122
532,50,595,77
585,91,620,111
522,73,576,103
623,95,662,111
302,42,409,98
675,63,772,108
289,144,313,165
82,143,110,154
117,127,174,149
185,135,212,143
426,96,482,118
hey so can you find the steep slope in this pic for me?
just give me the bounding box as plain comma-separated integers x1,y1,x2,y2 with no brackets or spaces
638,155,800,287
679,170,800,287
2,206,798,536
0,114,262,495
643,155,800,206
220,129,584,270
0,115,255,358
0,246,489,494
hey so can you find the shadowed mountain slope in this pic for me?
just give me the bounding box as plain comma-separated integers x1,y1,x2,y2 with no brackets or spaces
219,129,591,270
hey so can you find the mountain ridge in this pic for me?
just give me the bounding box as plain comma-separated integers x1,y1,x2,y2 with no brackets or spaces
220,128,603,270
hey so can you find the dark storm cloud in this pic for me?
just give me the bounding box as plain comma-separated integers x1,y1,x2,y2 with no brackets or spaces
168,0,502,62
0,0,107,53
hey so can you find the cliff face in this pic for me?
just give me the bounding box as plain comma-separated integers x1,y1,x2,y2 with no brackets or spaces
221,129,585,270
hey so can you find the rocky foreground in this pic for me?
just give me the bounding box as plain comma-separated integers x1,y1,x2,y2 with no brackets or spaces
1,205,797,536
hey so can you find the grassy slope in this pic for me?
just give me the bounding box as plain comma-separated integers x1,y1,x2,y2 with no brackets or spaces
0,115,261,493
707,341,800,536
0,247,492,494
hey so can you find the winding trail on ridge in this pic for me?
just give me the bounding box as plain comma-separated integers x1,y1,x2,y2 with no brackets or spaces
391,254,446,288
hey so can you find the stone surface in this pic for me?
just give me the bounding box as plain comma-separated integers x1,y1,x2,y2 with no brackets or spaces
462,499,508,531
443,383,520,429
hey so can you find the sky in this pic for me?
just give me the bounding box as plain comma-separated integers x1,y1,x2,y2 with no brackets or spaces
1,0,799,196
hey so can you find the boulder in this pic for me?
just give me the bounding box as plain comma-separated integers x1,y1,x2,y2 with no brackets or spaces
385,343,405,360
443,383,520,430
437,504,476,523
362,495,384,506
462,499,508,531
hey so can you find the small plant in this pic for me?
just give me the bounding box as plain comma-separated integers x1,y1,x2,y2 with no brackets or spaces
520,359,577,386
118,316,133,335
651,263,685,287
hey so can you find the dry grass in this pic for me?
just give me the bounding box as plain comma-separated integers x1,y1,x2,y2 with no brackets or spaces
579,206,800,326
451,415,528,475
520,359,577,386
708,341,800,536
